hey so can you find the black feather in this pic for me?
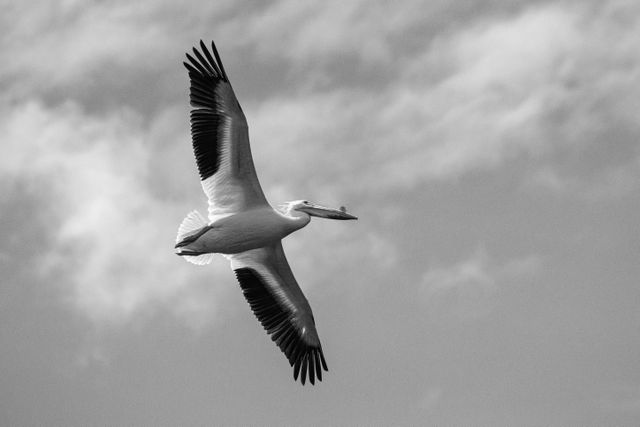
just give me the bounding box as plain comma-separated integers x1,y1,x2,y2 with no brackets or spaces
308,351,316,385
293,356,302,381
234,268,328,385
183,41,233,181
210,40,229,81
301,354,308,385
200,40,223,78
314,350,322,382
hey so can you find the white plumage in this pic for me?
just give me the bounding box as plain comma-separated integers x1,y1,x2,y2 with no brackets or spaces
175,41,357,385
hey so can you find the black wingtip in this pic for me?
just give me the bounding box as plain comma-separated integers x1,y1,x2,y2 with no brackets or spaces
309,352,316,385
293,357,302,381
210,40,229,81
183,61,197,74
199,40,224,78
320,349,328,371
234,267,329,386
301,355,308,385
183,40,229,83
290,347,328,385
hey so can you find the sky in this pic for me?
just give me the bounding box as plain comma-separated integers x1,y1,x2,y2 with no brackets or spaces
1,0,639,425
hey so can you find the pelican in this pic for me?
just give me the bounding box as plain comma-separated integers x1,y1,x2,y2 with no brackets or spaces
175,41,357,385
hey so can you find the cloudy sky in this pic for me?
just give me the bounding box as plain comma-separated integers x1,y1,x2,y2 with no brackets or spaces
2,0,639,425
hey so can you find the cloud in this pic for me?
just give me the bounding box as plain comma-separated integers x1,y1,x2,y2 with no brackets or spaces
0,0,239,116
421,248,541,320
0,100,232,328
246,2,640,196
3,2,167,85
231,0,431,67
378,2,639,186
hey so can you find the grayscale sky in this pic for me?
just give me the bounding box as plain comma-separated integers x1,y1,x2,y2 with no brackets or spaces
1,1,639,425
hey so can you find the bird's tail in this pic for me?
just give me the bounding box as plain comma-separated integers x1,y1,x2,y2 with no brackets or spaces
175,210,215,265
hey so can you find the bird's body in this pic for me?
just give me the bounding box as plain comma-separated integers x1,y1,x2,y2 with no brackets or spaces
176,205,308,255
176,40,356,385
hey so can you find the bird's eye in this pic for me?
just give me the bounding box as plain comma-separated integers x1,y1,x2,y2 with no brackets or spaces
303,200,309,204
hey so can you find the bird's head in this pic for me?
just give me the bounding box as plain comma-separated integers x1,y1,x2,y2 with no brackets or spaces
281,200,358,220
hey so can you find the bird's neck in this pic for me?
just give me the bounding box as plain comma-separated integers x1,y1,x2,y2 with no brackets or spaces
282,208,311,232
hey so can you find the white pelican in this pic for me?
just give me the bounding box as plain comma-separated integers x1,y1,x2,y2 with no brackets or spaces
175,41,357,385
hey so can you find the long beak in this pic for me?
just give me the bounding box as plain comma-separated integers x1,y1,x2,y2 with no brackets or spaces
299,203,358,220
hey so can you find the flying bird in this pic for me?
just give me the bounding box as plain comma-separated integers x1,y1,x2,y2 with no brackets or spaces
175,40,357,385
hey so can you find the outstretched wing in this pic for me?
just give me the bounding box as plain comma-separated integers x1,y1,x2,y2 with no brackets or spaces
184,40,268,222
229,243,328,385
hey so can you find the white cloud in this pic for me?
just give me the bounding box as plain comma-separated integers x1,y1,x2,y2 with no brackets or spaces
247,2,640,194
0,0,236,99
376,2,636,183
226,0,425,66
421,248,541,320
0,100,232,327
